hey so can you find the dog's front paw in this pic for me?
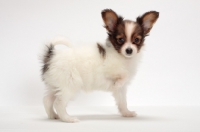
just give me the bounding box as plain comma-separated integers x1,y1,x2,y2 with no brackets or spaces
121,111,137,117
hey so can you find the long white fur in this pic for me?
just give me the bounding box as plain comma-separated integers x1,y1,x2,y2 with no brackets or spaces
42,36,143,123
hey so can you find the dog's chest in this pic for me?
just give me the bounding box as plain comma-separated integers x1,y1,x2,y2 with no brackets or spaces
78,57,132,91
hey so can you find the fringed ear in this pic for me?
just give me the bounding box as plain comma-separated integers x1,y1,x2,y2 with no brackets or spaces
101,9,122,32
137,11,159,35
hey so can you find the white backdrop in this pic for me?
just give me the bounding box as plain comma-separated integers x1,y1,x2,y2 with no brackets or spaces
1,0,200,106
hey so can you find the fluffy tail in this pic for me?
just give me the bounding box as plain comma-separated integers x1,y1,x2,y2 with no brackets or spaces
50,37,71,47
41,37,71,74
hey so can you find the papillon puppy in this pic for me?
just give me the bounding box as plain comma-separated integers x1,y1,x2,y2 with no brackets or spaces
41,9,159,123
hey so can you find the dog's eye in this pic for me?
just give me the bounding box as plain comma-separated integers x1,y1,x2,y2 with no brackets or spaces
117,38,125,44
134,38,140,44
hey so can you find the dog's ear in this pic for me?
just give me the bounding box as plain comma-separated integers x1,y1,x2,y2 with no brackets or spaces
101,9,122,32
137,11,159,35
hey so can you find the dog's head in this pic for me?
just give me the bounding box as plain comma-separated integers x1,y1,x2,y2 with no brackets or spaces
102,9,159,58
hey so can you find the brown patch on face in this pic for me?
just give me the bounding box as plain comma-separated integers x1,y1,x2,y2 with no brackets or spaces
131,23,145,51
108,22,126,53
101,9,126,53
108,20,146,53
97,43,106,58
115,24,126,45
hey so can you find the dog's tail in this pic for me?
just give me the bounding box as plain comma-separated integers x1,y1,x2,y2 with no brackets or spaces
41,37,71,74
50,37,71,47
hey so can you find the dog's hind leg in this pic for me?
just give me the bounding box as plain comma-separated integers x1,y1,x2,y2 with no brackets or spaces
43,91,59,119
54,93,79,123
53,69,82,123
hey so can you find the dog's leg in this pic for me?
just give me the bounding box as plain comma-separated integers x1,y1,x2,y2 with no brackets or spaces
54,95,79,123
43,91,59,119
113,88,137,117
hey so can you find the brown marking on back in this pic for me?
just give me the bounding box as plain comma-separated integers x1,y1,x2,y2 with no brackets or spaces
97,43,106,58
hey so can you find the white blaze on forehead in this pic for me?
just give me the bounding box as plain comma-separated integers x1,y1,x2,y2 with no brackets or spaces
120,21,138,58
125,21,136,42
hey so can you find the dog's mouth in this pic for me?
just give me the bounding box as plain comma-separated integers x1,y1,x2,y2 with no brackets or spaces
125,53,133,57
122,53,134,59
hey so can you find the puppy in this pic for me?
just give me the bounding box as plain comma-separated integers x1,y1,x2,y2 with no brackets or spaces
41,9,159,123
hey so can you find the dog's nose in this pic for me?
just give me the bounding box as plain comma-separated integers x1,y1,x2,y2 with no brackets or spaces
126,48,133,55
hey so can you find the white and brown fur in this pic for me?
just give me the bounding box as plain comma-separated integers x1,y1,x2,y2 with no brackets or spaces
41,9,159,123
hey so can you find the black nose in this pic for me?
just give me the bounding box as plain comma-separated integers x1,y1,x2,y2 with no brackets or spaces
126,48,133,55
